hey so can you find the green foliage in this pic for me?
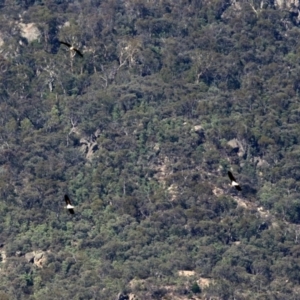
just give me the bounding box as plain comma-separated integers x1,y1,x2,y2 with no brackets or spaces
0,1,299,299
191,282,201,294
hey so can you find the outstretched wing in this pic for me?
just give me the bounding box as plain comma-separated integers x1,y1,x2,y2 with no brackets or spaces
59,41,72,48
64,194,71,205
235,185,242,191
227,171,236,182
74,48,83,57
228,171,242,191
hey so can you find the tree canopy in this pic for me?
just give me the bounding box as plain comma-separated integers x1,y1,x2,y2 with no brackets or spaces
0,0,299,299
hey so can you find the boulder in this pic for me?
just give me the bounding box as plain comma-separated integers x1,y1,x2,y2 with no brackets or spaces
193,125,203,133
116,293,129,300
253,156,269,168
178,270,195,276
34,251,46,268
25,250,47,267
227,138,245,157
25,252,35,263
0,250,6,263
19,22,41,42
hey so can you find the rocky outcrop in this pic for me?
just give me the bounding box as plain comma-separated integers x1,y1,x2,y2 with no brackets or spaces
222,0,300,25
227,138,246,157
193,125,203,133
275,0,299,9
25,250,47,268
25,252,35,263
178,270,195,277
69,123,101,161
253,156,269,168
197,277,213,290
168,183,178,201
193,124,205,141
0,34,4,48
116,293,129,300
116,293,137,300
0,250,6,264
19,22,41,42
80,137,99,161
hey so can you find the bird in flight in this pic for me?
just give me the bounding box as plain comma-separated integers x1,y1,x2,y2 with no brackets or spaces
64,194,75,214
59,41,83,57
228,171,242,191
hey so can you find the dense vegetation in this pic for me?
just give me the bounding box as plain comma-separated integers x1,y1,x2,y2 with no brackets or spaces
0,0,300,299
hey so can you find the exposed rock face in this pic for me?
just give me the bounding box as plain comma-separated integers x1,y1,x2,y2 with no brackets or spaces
253,156,269,168
153,143,160,155
227,138,245,157
34,251,44,265
197,277,213,290
193,124,205,140
25,250,47,267
275,0,299,9
116,293,137,300
80,137,99,161
116,293,129,300
193,125,203,133
213,187,224,196
129,278,145,289
227,138,239,149
168,183,178,201
178,270,195,277
153,156,170,183
222,0,300,25
69,125,101,161
0,34,4,48
19,22,41,42
25,252,35,263
0,250,6,264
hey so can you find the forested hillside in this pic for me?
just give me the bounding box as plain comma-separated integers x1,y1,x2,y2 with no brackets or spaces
0,0,300,299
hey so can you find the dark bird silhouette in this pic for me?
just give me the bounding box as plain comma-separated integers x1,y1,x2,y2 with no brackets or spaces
64,194,75,214
59,41,83,57
228,171,242,191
